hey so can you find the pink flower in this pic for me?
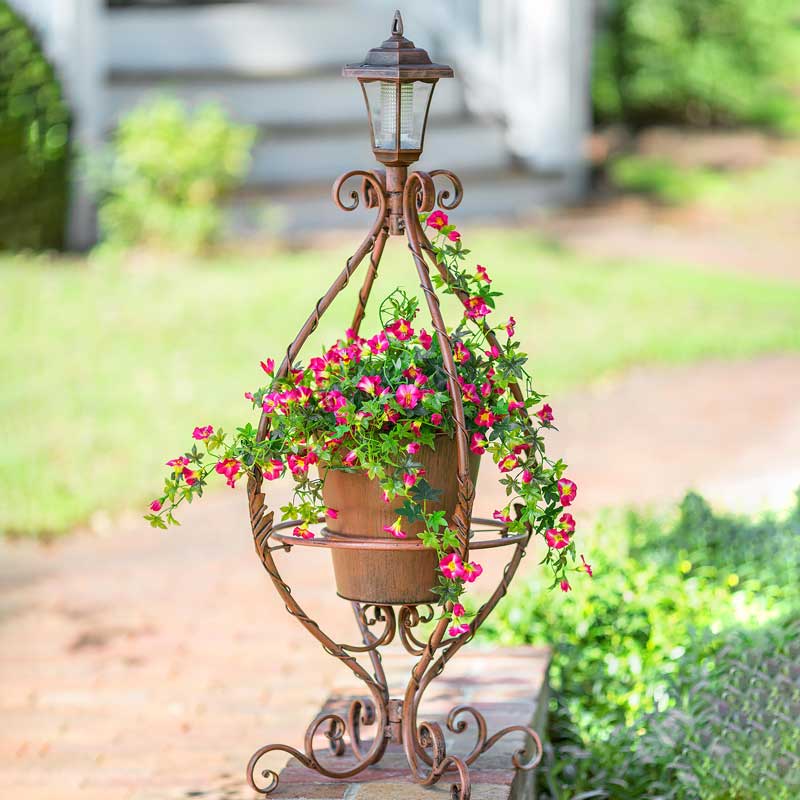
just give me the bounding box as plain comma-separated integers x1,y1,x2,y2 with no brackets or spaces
407,442,420,455
557,478,577,507
536,404,554,424
167,456,190,469
396,383,422,409
427,210,448,230
447,230,461,242
149,499,162,512
505,317,516,337
480,381,493,398
431,413,443,426
182,467,198,486
343,450,358,467
244,391,254,402
320,390,347,414
452,603,466,617
449,623,470,637
263,459,283,481
461,383,479,403
508,400,525,412
403,364,427,385
410,420,423,437
485,344,501,360
192,425,214,441
545,528,570,550
357,375,382,395
464,296,491,319
453,341,471,364
326,507,339,520
475,265,491,284
387,319,414,341
382,517,407,539
367,331,389,354
293,524,315,540
462,561,483,582
470,432,487,455
558,513,576,533
498,454,518,473
560,579,571,593
578,554,593,577
475,408,497,428
418,329,433,350
260,358,275,375
383,404,400,424
215,458,242,488
262,392,283,414
381,490,392,504
521,469,533,484
439,553,465,580
493,508,512,524
403,472,418,489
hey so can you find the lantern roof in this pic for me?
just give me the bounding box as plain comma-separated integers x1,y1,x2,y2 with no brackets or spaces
342,10,454,81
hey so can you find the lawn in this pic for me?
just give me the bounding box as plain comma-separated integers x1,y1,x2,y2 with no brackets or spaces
3,229,800,537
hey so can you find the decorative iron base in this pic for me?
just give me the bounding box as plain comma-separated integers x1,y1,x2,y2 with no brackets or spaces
245,605,542,800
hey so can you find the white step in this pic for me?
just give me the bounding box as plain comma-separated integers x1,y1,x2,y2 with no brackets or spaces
106,2,433,75
104,72,466,130
227,169,582,237
248,119,509,187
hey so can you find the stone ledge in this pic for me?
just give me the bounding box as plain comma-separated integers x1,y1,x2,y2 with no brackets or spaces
267,646,550,800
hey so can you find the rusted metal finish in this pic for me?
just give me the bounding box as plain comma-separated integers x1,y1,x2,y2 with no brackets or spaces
244,158,541,799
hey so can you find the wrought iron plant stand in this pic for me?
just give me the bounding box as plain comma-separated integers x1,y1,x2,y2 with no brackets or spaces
245,13,542,800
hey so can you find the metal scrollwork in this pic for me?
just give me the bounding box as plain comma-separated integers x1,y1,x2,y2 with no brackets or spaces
332,169,388,213
430,169,464,210
244,164,542,799
398,603,435,655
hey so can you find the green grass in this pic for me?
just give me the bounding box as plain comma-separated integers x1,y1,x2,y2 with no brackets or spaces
609,153,800,208
3,230,800,537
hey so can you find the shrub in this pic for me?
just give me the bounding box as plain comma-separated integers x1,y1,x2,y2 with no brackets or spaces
95,96,255,253
0,1,71,250
480,491,800,798
593,0,800,130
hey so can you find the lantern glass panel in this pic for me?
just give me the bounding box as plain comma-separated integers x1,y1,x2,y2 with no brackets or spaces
364,80,434,151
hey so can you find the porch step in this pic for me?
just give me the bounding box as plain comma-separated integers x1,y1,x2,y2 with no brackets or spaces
105,70,467,130
226,167,582,238
106,1,426,75
249,118,509,187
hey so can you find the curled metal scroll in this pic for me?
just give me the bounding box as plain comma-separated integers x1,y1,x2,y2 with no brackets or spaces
430,169,464,210
332,169,388,212
398,604,436,656
340,605,396,653
447,705,543,770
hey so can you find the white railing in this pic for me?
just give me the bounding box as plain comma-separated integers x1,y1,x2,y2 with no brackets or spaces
434,0,593,178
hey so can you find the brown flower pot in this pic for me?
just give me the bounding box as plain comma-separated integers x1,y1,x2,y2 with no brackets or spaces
322,436,480,605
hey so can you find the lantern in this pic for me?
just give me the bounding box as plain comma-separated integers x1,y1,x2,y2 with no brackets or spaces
343,10,453,166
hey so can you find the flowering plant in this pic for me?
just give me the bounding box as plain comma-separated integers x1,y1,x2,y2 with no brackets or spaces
147,211,588,631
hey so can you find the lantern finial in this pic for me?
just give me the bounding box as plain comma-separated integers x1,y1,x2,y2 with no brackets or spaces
392,10,404,37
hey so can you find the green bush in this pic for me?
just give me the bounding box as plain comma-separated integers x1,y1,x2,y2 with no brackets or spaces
480,491,800,798
0,1,71,250
593,0,800,130
94,96,255,253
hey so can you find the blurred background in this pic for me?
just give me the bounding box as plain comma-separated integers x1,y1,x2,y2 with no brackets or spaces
1,2,799,799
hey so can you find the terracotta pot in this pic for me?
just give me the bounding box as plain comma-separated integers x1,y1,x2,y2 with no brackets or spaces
321,436,480,605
